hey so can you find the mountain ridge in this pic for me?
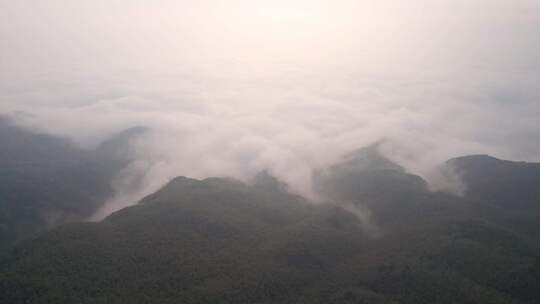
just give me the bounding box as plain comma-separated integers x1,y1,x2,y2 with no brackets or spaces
2,126,540,303
2,151,540,303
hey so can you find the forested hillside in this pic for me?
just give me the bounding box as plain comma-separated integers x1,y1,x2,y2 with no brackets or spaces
1,148,539,303
0,117,143,253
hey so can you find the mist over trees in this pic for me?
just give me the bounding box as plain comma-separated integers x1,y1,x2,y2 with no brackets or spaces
0,117,143,253
1,1,540,303
1,136,540,303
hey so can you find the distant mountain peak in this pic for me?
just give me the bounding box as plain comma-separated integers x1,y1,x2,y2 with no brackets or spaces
447,154,500,165
442,154,540,209
337,144,405,174
95,126,147,156
251,170,289,192
314,144,427,207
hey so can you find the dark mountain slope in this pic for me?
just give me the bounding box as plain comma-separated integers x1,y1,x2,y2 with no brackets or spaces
312,146,475,228
446,155,540,209
442,155,540,242
314,146,428,223
311,148,540,303
0,177,374,304
2,168,540,303
0,117,143,252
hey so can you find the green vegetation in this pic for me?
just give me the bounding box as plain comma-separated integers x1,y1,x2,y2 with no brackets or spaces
1,144,540,303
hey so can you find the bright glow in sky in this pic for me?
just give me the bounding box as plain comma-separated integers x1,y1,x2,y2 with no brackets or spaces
3,0,538,76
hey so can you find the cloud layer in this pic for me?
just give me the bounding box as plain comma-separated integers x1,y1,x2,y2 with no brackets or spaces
1,0,539,216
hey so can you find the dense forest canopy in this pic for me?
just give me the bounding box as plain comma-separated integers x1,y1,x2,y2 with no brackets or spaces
1,128,539,303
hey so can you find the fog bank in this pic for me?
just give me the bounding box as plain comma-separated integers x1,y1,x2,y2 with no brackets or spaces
1,0,539,216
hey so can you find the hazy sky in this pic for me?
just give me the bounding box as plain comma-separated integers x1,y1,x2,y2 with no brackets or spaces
1,1,539,210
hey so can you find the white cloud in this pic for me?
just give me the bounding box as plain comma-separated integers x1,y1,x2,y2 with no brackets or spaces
1,0,539,215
